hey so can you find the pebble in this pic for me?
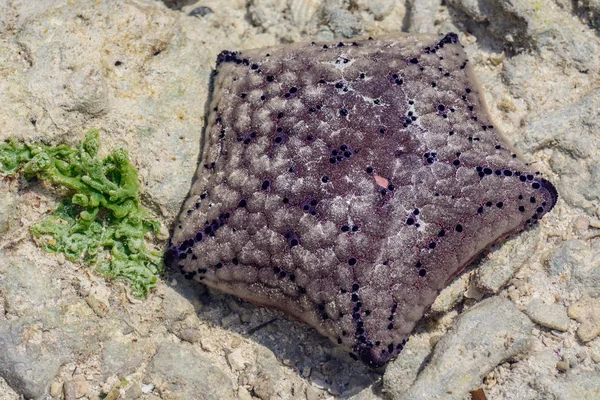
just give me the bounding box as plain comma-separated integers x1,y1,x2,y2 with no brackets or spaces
525,298,571,331
237,386,253,400
188,6,214,17
301,366,311,378
406,0,438,33
556,360,570,372
353,0,396,20
221,312,241,328
226,349,247,371
568,297,600,342
141,383,154,393
50,381,63,397
305,384,321,400
63,381,77,400
248,347,305,400
390,297,533,400
200,337,217,352
103,387,120,400
321,359,340,376
73,375,90,398
230,336,242,348
125,384,143,399
322,9,363,39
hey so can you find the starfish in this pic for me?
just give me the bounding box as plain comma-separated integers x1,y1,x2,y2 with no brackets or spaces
165,33,557,368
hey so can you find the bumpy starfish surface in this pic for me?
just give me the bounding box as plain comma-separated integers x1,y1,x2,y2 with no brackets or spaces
166,33,557,367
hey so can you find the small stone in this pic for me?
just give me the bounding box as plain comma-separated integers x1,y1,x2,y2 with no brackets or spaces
200,338,217,352
237,386,253,400
188,6,214,17
64,381,77,400
73,375,90,398
168,313,203,343
221,312,241,328
321,359,340,376
240,311,252,323
84,286,111,318
249,347,304,399
125,384,144,399
104,387,121,400
230,336,242,348
305,384,321,400
174,327,202,343
525,298,571,331
227,349,247,371
573,215,590,232
429,273,469,314
556,360,570,372
141,383,154,393
50,381,63,397
353,0,396,20
301,366,311,378
85,294,109,317
568,297,600,342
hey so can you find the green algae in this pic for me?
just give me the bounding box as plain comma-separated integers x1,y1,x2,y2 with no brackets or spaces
0,129,163,297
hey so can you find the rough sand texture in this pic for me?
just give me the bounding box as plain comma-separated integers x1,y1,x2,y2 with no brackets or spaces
0,0,599,399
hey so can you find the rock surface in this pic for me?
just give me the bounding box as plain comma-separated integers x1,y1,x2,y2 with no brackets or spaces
387,297,533,400
147,342,235,400
568,297,600,343
525,298,571,332
0,0,599,399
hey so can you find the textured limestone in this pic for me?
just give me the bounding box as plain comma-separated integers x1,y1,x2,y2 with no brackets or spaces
568,297,600,342
525,298,570,332
382,334,433,395
520,91,600,217
392,297,533,400
148,342,235,400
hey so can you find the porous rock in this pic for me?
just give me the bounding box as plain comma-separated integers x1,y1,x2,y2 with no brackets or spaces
525,298,570,332
520,90,600,217
391,297,533,400
102,338,150,378
383,334,433,395
568,297,600,342
147,341,235,400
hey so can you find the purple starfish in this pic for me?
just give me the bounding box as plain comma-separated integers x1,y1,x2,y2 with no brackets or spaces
166,33,557,367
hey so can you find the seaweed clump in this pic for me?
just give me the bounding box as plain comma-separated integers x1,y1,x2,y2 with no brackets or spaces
0,129,163,297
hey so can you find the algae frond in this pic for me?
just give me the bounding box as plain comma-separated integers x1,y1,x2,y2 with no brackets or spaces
0,129,163,297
